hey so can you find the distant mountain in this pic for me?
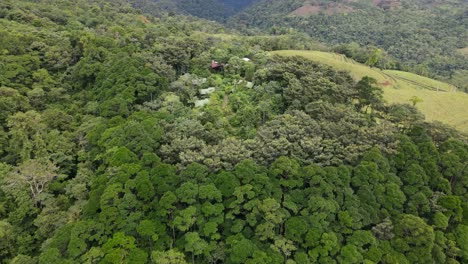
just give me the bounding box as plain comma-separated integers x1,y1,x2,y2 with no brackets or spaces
232,0,467,26
220,0,255,11
130,0,256,22
230,0,468,85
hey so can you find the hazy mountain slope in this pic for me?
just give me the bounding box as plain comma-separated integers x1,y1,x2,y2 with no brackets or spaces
221,0,255,11
129,0,256,21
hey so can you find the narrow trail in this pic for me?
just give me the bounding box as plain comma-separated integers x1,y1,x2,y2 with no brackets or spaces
384,72,450,92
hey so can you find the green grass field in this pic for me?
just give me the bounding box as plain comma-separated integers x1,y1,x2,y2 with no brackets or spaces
271,50,468,133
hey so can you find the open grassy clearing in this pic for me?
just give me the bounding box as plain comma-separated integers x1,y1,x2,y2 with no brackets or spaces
271,50,468,133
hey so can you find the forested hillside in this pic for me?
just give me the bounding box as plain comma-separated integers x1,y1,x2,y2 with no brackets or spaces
231,0,468,90
0,0,467,264
129,0,255,22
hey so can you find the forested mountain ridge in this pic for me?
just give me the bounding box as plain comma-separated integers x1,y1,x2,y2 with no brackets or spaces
129,0,256,22
0,0,468,264
230,0,468,89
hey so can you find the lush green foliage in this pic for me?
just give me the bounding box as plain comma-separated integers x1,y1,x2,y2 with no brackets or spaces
0,0,467,264
129,0,255,22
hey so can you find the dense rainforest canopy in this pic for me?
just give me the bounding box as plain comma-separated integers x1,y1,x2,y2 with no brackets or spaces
0,0,467,264
128,0,255,23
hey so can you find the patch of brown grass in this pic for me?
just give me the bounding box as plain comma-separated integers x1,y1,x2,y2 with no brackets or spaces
457,47,468,56
326,4,353,15
138,15,150,24
291,3,353,16
380,80,393,86
292,4,322,16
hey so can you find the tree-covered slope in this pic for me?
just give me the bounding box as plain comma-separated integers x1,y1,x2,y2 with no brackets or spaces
0,1,467,264
129,0,256,22
231,0,468,88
